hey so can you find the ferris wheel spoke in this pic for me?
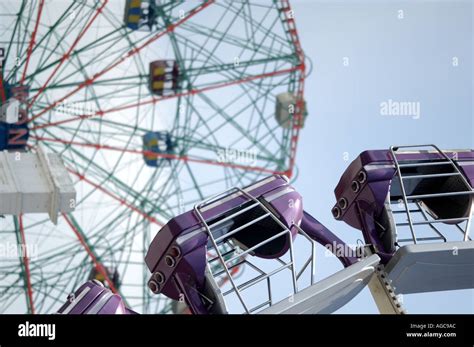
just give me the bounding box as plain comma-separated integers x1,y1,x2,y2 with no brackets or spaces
7,2,31,83
10,216,32,314
24,1,136,90
22,0,46,85
191,90,280,161
9,4,74,82
26,217,126,312
8,1,36,73
29,75,146,119
30,74,145,92
164,0,304,170
65,167,162,227
57,135,171,216
170,35,296,159
25,1,214,125
0,1,23,63
184,55,294,79
28,0,109,107
175,6,293,76
23,25,121,84
5,1,77,82
27,37,131,112
229,67,291,141
66,159,166,222
17,0,83,86
30,65,298,131
31,246,85,313
226,101,291,165
31,135,280,176
61,213,119,294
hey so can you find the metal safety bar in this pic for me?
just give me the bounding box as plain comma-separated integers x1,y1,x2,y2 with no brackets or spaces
194,186,297,314
193,184,318,314
389,144,473,244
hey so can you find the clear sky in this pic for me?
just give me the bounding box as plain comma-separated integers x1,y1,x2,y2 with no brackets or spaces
290,0,473,313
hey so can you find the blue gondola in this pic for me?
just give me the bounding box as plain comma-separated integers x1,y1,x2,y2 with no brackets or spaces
124,0,143,30
124,0,157,31
142,131,174,167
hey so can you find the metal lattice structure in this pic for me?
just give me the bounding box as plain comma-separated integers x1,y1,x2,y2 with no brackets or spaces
0,0,306,313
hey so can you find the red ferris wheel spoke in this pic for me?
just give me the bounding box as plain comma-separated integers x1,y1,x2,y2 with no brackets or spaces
27,0,109,108
31,136,282,175
25,0,215,125
66,168,163,227
62,213,118,294
286,70,305,178
31,65,301,131
21,0,45,86
279,0,306,178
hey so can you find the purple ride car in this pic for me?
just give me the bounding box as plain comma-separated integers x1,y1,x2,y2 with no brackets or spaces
144,174,371,314
332,145,473,261
57,174,372,315
57,145,474,313
57,280,135,314
332,145,474,294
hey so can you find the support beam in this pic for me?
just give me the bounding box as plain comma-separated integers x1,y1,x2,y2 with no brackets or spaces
368,265,406,314
17,215,36,314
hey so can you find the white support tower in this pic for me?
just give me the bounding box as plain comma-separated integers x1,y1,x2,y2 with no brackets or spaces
0,147,76,224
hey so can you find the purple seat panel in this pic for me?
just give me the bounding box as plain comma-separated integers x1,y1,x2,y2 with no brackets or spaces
145,174,360,314
144,175,302,306
57,280,131,314
333,149,474,263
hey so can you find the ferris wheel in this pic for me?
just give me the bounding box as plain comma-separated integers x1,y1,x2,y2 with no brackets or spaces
0,0,307,313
